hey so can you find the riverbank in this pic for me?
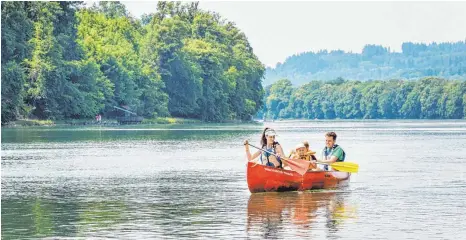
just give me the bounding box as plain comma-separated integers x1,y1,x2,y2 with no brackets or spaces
1,117,259,128
1,117,201,127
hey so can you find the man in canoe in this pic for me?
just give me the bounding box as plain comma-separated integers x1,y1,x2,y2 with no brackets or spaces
319,132,346,171
243,128,286,168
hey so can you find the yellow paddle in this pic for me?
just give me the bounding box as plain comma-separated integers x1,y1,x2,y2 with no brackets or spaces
318,161,359,173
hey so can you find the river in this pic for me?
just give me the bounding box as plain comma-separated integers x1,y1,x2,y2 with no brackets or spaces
2,120,466,239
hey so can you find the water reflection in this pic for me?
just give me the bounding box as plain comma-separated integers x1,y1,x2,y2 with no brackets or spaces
1,124,260,144
246,191,356,238
4,120,464,239
1,197,127,240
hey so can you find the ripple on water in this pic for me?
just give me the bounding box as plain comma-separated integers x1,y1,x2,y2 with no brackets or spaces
2,120,466,239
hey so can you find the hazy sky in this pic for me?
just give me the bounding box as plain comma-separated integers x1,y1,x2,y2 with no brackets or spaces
120,1,466,67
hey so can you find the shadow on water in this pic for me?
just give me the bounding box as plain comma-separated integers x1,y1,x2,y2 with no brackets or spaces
246,191,357,239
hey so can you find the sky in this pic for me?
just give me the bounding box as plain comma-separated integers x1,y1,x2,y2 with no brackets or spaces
118,1,466,68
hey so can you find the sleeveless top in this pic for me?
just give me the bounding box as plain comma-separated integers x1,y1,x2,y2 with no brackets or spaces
260,141,282,168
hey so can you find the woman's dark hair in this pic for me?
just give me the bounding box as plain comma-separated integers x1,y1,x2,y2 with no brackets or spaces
261,127,277,148
261,127,270,148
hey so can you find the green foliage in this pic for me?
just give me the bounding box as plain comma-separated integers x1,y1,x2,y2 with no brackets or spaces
13,119,54,126
1,1,33,64
89,1,129,18
1,62,26,123
1,1,264,124
141,3,264,121
1,1,33,123
263,77,466,120
77,8,168,118
265,42,466,85
141,117,201,124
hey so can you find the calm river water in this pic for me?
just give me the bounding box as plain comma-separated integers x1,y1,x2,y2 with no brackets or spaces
2,120,466,239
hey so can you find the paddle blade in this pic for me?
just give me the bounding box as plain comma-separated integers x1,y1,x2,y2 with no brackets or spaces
284,158,310,175
331,161,359,173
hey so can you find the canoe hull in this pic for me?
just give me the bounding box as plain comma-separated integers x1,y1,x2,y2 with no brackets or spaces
246,162,350,193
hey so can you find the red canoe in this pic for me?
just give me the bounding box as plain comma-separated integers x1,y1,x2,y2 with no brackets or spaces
246,161,350,193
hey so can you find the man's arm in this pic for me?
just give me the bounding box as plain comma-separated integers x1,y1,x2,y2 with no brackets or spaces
321,155,338,164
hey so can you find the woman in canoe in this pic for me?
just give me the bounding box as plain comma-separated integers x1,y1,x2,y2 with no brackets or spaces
244,127,286,168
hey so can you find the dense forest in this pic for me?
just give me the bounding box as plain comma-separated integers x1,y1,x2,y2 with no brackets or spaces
3,2,466,124
259,77,466,120
1,1,265,124
265,42,466,86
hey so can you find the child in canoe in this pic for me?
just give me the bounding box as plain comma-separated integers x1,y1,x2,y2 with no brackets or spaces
303,141,318,161
290,142,320,171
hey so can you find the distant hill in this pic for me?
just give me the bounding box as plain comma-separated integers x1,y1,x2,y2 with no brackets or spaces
264,41,466,86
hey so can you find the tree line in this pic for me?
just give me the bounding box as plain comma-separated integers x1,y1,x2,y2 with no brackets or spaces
265,41,466,86
1,1,265,124
259,77,466,120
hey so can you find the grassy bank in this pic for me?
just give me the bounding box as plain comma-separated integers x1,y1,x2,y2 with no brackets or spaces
3,119,55,127
141,117,202,124
2,117,204,127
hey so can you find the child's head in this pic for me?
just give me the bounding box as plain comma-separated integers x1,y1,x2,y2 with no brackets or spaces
303,141,310,150
295,143,306,156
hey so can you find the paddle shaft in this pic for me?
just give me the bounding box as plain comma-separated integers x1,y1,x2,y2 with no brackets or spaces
246,143,312,175
246,143,310,166
248,143,327,164
246,143,281,158
316,160,335,166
